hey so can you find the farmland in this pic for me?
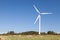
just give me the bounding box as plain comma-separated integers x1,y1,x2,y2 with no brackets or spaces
0,35,60,40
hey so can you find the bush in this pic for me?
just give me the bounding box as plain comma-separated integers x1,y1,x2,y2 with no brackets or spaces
21,31,38,35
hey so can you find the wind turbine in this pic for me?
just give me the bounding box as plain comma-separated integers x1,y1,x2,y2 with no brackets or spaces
33,5,52,35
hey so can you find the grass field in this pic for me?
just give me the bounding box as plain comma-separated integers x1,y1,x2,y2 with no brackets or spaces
0,35,60,40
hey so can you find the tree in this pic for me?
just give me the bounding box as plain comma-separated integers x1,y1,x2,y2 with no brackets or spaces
7,31,15,35
47,31,56,35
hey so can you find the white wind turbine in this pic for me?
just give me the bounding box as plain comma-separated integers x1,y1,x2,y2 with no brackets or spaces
33,5,52,35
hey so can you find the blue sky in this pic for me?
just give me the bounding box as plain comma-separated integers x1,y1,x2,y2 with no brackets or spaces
0,0,60,34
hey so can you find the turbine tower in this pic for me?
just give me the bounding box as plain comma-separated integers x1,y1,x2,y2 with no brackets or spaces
33,5,52,35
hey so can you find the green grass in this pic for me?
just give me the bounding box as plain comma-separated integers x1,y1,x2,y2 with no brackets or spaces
0,35,60,40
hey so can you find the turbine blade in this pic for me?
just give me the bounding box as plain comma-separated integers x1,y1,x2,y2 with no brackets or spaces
34,15,40,24
33,5,40,14
41,13,52,14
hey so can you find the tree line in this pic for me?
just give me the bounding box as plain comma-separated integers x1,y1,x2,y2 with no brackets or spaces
0,31,60,35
